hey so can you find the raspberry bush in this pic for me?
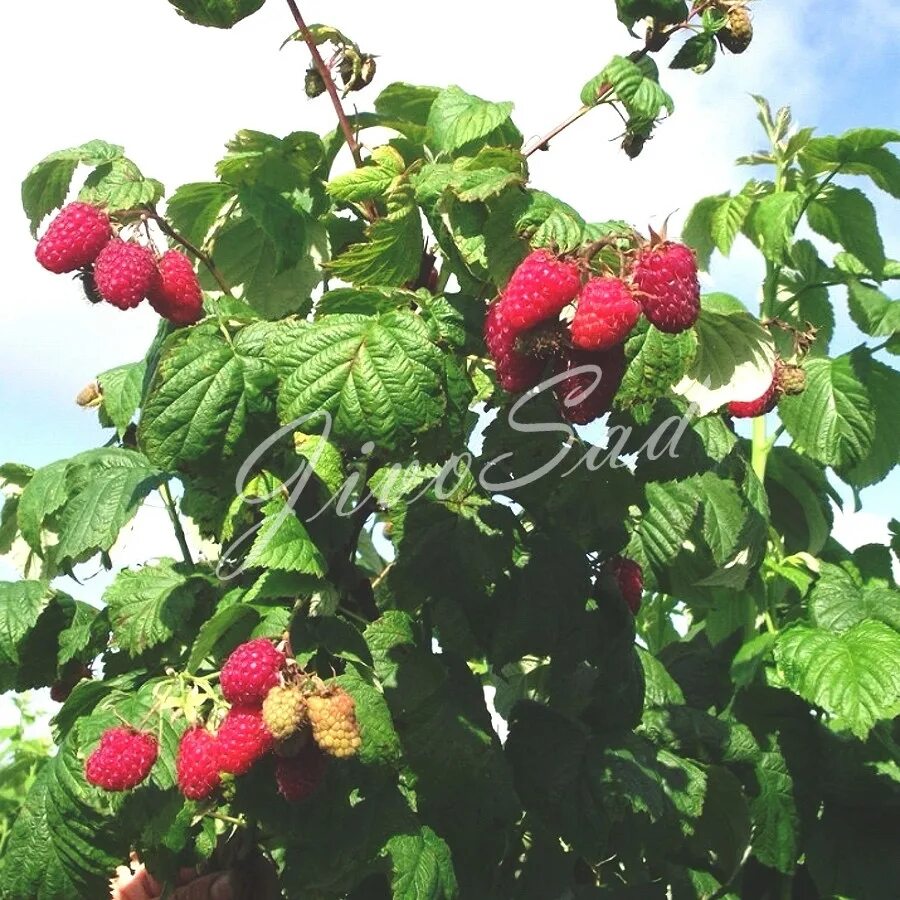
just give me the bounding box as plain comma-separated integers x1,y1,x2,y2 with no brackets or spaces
1,1,899,897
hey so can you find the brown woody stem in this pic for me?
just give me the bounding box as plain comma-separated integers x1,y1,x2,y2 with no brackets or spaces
284,0,365,170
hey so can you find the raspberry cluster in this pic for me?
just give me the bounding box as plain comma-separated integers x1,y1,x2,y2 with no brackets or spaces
34,202,204,326
484,238,701,425
164,639,362,804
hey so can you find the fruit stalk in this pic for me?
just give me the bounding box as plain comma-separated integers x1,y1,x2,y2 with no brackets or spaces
147,210,233,296
160,481,194,568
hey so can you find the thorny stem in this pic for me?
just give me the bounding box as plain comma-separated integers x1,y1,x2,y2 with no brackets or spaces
147,210,233,297
284,0,365,171
524,103,594,158
160,480,194,568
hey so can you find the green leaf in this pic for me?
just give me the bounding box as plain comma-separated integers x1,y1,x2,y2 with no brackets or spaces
0,581,53,667
413,157,524,205
775,621,900,738
683,194,727,270
615,0,688,27
211,215,320,317
216,130,323,191
365,613,519,895
167,0,266,28
710,184,757,255
21,139,123,235
765,447,835,555
238,185,310,272
515,190,586,254
139,323,278,470
807,185,885,277
745,190,802,261
749,749,799,873
427,86,515,154
79,158,164,212
810,562,900,633
57,602,104,667
627,480,700,583
104,559,204,656
97,360,147,436
327,198,424,286
730,632,776,689
801,129,900,197
375,83,440,126
327,146,405,202
54,450,166,566
698,471,754,567
17,459,70,552
673,307,775,416
617,323,697,421
847,278,900,337
584,55,674,126
384,826,458,900
841,355,900,487
777,350,875,473
670,33,717,73
276,312,446,451
243,498,326,576
165,181,236,249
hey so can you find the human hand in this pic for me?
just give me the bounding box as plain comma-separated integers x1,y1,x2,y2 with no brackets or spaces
109,861,235,900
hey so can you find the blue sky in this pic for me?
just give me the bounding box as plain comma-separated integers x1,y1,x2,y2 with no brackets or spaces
0,0,897,558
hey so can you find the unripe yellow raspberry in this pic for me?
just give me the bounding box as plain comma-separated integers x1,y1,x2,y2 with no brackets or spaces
719,5,753,54
306,688,362,759
262,685,307,741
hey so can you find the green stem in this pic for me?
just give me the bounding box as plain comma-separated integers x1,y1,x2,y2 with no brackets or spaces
768,424,785,449
751,413,769,483
771,280,840,319
160,481,194,568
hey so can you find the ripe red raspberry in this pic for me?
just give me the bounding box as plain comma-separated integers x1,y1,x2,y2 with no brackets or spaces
84,726,158,791
727,369,779,418
571,277,642,350
274,743,329,802
501,249,582,332
35,202,111,274
631,242,700,334
148,250,204,325
606,555,644,615
217,707,273,775
220,638,285,706
93,239,159,310
484,301,545,393
176,726,221,800
553,345,627,425
306,688,362,759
